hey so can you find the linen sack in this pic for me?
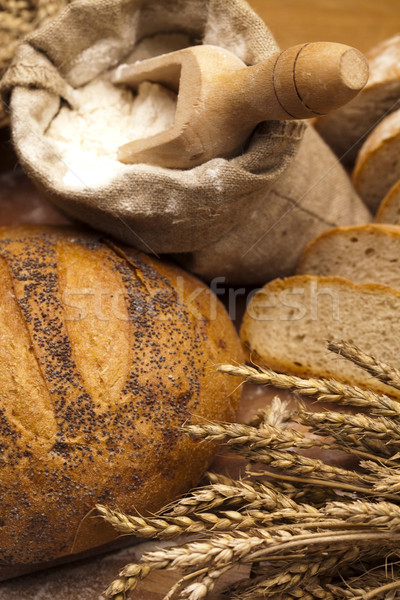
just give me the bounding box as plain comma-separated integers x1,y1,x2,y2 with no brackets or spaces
0,0,71,127
1,0,370,285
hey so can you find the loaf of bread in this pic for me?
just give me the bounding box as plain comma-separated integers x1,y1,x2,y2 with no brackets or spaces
353,109,400,212
376,180,400,223
297,223,400,288
314,34,400,164
353,110,400,212
0,226,243,578
240,274,400,398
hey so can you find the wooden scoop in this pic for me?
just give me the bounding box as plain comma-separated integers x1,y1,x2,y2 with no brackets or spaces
113,42,369,169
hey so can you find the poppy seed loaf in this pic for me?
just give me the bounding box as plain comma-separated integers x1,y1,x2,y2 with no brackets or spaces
0,226,243,577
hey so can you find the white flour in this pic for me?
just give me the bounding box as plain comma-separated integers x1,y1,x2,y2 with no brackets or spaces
45,78,177,188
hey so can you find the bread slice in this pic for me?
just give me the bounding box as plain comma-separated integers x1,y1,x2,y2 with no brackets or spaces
375,180,400,223
353,109,400,212
240,275,400,397
296,223,400,288
314,34,400,165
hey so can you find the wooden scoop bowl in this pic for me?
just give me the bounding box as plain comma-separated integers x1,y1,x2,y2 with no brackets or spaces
113,42,369,169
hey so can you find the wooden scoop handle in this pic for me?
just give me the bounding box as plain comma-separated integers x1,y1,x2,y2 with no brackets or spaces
114,42,368,169
234,41,369,121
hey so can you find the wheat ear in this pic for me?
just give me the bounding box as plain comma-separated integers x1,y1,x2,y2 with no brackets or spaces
217,364,400,417
328,340,400,392
296,408,400,458
230,547,358,599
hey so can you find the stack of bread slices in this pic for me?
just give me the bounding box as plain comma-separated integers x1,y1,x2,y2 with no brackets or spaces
241,222,400,398
315,34,400,219
240,34,400,395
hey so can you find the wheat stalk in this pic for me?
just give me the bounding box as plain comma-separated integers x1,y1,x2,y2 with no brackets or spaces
207,473,317,503
297,408,400,443
104,528,396,600
184,420,314,450
98,504,258,537
207,472,341,506
99,493,400,547
232,442,372,486
361,461,400,495
104,350,400,600
230,547,358,599
103,564,151,600
185,423,371,481
329,340,400,392
267,586,335,600
353,580,400,599
191,423,400,499
323,500,400,529
157,483,258,516
217,364,400,417
161,478,303,517
179,565,232,600
296,408,400,458
327,566,400,598
103,532,271,600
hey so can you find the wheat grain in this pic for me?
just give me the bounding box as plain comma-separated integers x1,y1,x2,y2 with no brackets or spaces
186,421,379,491
144,531,270,571
180,565,232,600
268,586,335,600
355,579,400,599
103,564,151,600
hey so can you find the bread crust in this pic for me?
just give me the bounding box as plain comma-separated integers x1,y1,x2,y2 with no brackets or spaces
296,222,400,274
375,180,400,223
366,34,400,88
353,109,400,210
314,34,400,164
0,226,243,575
240,274,400,395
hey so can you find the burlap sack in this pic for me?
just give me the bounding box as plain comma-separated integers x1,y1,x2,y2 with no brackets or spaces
1,0,371,284
0,0,71,127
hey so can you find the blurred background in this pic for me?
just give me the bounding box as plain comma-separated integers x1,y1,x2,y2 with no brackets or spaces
249,0,399,52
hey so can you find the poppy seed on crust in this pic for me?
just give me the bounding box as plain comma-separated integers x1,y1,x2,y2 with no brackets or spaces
0,226,243,575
